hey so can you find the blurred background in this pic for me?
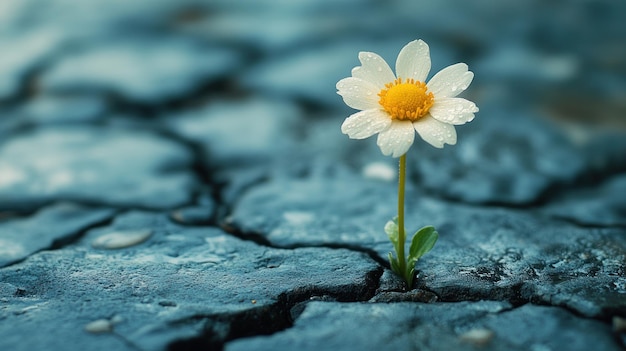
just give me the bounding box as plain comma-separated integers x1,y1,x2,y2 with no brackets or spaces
0,0,625,217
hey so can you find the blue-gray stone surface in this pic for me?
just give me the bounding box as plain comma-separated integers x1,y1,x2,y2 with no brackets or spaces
0,212,380,350
227,301,622,351
1,1,625,351
0,127,197,211
0,203,115,267
41,39,241,104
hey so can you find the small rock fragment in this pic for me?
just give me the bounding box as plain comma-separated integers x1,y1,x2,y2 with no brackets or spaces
92,230,152,249
459,328,494,347
375,270,408,293
84,319,113,333
363,162,395,182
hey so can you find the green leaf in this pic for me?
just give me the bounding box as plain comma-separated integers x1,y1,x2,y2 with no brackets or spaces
388,252,400,275
408,225,438,262
384,216,400,254
407,256,418,268
405,267,415,289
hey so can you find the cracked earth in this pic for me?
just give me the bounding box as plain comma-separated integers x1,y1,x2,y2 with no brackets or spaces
1,1,626,350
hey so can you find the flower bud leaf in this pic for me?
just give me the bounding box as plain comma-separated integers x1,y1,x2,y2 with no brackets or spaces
388,252,400,274
384,216,400,253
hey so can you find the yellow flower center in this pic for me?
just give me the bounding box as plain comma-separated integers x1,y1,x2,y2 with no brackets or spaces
378,78,434,121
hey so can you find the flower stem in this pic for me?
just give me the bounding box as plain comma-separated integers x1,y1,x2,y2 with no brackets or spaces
397,154,407,278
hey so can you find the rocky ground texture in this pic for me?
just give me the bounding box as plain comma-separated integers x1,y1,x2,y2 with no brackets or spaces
1,1,626,350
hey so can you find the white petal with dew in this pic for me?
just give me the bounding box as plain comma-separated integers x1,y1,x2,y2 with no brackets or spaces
341,109,391,139
429,97,479,125
395,39,431,82
427,63,474,98
351,51,396,89
336,77,382,110
376,120,415,157
413,116,457,148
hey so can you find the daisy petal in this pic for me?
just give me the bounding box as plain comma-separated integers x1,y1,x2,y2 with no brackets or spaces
376,120,415,157
395,39,431,82
413,116,457,148
429,97,479,125
351,51,396,89
336,77,382,110
341,109,392,139
427,63,474,98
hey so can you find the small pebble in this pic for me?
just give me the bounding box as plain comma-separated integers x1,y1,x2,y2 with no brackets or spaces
613,316,626,333
84,319,112,333
362,162,395,182
92,230,152,249
459,328,494,346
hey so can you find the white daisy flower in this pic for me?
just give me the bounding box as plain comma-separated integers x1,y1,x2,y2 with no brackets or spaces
337,39,479,157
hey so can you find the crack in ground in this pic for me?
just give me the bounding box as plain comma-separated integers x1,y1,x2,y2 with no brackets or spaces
166,266,383,351
0,50,61,108
216,204,626,330
213,171,270,226
414,280,626,350
147,128,223,226
48,209,119,251
545,214,626,230
219,222,389,269
518,301,626,351
0,206,119,269
137,121,253,228
112,332,146,351
3,103,623,349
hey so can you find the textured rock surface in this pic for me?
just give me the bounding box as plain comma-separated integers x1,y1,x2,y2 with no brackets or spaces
545,173,626,227
41,39,241,104
0,212,380,351
228,175,626,318
165,97,303,167
0,203,115,267
1,0,625,350
226,301,622,351
0,30,61,100
0,127,197,211
407,107,585,205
